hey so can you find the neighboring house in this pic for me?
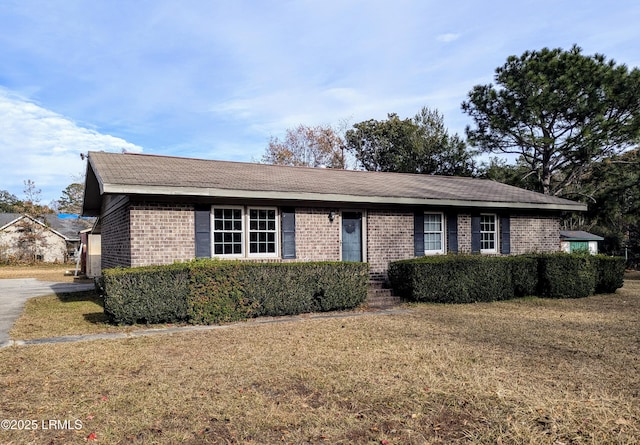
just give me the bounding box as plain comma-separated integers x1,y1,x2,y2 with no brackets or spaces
560,230,604,255
82,151,586,279
0,213,94,263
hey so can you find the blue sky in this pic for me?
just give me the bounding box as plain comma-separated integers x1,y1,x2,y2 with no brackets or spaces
1,0,639,205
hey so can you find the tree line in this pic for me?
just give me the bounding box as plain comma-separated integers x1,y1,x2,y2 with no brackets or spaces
261,45,640,265
0,181,84,216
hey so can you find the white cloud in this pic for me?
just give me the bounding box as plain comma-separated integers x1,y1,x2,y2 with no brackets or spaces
437,33,461,43
0,88,143,203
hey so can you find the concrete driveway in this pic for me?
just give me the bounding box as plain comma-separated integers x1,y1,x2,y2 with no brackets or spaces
0,279,95,347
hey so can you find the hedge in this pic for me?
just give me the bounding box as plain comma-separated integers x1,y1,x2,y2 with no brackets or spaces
103,263,190,325
388,255,538,303
102,260,369,325
389,253,625,303
592,255,626,293
536,253,595,298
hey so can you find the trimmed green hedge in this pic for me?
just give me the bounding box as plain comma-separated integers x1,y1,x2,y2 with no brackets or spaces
389,255,538,303
593,255,626,293
389,253,625,303
536,253,595,298
103,264,190,325
102,260,369,325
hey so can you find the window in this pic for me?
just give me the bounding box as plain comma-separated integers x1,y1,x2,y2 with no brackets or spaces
249,208,277,255
480,214,497,253
211,206,278,258
424,213,444,254
213,207,243,256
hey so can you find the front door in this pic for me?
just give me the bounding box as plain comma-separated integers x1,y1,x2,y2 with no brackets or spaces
342,212,362,262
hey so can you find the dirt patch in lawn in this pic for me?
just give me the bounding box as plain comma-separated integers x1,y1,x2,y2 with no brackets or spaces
0,281,638,444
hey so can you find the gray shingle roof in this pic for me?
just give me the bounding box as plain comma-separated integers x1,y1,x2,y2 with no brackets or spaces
83,151,587,214
560,230,604,241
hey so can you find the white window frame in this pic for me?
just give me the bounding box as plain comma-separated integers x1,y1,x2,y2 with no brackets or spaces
211,206,245,258
480,213,498,254
423,212,445,255
210,206,280,259
247,207,279,258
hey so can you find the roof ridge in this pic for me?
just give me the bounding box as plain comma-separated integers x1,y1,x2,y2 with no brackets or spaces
92,151,490,182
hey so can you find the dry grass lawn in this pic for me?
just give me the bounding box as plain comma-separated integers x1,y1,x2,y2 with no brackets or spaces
0,277,638,444
9,291,149,339
0,263,80,282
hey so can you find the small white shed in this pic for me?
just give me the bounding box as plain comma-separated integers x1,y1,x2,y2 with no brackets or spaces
560,230,604,255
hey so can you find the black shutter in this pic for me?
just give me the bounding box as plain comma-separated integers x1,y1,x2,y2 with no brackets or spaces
194,206,211,258
500,215,511,254
414,211,424,257
281,208,296,259
471,214,481,254
447,213,458,253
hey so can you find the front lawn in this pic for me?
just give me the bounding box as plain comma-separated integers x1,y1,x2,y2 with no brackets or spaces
0,280,638,444
9,291,153,340
0,263,85,282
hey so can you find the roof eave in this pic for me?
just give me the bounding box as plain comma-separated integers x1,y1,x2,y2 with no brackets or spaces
102,184,588,212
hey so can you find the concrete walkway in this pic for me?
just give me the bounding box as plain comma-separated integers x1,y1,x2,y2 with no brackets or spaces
0,278,96,348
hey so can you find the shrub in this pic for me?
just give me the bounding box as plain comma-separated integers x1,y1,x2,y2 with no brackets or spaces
592,255,626,293
509,255,539,298
187,260,257,324
389,253,624,303
536,253,596,298
389,255,529,303
189,260,369,323
102,264,190,324
102,260,368,325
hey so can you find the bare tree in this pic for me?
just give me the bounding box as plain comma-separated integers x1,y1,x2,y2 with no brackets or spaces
262,124,347,168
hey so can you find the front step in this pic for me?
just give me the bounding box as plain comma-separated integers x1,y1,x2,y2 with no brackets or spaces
366,281,402,309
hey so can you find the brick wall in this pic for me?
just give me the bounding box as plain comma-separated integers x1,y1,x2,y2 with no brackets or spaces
367,210,414,279
295,207,341,261
510,214,560,254
98,200,562,275
100,197,131,269
129,203,195,267
457,213,472,254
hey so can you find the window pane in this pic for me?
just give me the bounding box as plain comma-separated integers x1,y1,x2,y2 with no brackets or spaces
480,215,496,251
424,233,442,251
424,214,442,232
248,207,277,255
423,213,442,252
213,208,243,256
